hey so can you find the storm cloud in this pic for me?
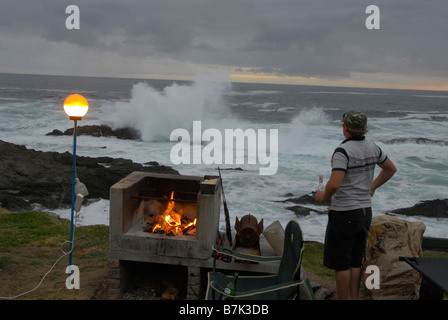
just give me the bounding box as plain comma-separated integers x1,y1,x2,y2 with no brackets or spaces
0,0,447,87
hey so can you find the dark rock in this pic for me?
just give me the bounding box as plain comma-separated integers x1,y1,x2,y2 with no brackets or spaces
280,192,330,217
47,124,141,140
282,191,447,220
390,199,448,218
286,205,327,217
0,139,178,211
0,193,32,211
281,192,331,207
382,137,448,147
47,129,64,136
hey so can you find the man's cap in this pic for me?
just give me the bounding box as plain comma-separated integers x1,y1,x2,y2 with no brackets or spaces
342,111,367,130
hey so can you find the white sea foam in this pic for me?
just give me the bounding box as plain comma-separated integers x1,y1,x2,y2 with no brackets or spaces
1,74,447,242
103,74,232,142
46,198,110,227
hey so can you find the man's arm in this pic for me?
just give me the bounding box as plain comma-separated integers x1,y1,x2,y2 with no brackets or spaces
315,170,345,201
370,158,397,196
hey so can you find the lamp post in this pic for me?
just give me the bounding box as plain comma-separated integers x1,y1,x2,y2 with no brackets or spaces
63,94,89,268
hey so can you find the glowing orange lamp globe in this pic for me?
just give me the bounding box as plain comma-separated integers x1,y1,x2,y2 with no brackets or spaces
64,94,89,120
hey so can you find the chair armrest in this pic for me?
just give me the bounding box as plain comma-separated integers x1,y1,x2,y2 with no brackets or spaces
210,280,303,299
213,244,282,263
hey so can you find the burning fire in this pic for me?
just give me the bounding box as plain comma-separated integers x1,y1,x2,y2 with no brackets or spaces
145,191,197,236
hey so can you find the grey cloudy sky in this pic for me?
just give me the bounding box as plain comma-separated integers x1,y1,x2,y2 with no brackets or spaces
1,0,447,89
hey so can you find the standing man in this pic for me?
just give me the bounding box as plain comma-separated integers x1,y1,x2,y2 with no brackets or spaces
315,110,397,300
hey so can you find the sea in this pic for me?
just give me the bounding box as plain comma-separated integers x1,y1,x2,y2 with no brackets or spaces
1,72,447,242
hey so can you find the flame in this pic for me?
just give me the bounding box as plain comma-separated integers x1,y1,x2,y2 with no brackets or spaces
152,223,161,233
184,218,197,229
149,191,196,236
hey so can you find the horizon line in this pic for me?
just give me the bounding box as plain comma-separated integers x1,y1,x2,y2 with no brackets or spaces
1,71,447,92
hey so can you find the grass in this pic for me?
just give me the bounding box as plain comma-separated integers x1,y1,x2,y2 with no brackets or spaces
0,211,67,250
0,211,109,300
0,210,447,300
303,241,448,280
301,239,448,300
302,242,334,281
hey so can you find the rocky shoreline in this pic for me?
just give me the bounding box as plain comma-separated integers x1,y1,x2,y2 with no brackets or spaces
281,192,448,219
0,134,447,220
46,124,141,140
0,139,178,211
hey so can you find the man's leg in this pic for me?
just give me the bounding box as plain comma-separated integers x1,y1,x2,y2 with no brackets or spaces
336,267,362,300
335,269,350,300
349,267,362,300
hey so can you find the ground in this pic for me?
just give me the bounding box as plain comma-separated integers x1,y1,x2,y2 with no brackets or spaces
0,210,109,300
1,210,446,301
0,210,337,300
